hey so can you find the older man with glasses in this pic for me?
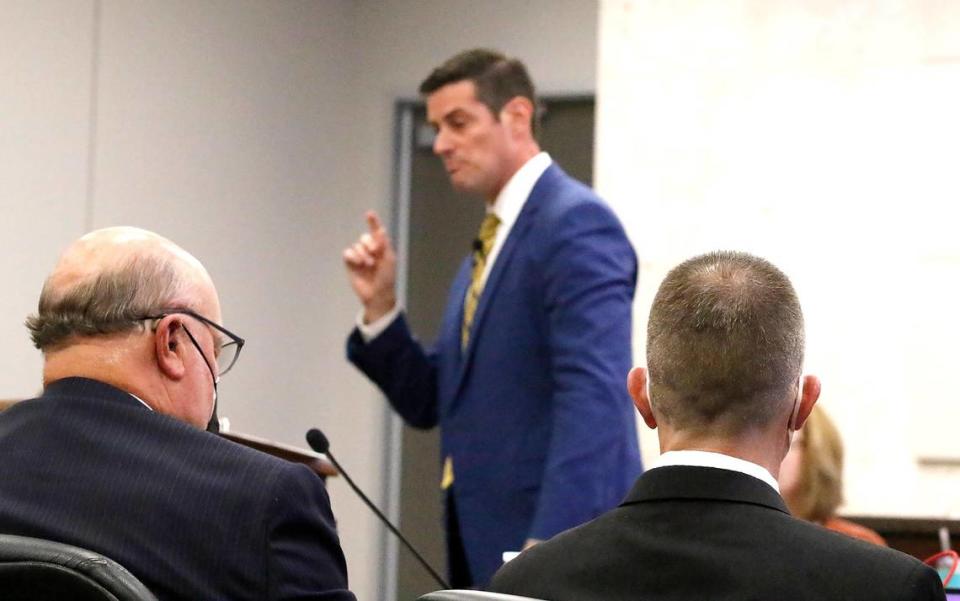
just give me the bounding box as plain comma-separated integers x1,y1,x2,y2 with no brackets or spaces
142,307,245,433
0,227,356,601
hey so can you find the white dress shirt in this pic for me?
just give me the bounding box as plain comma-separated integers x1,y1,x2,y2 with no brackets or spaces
357,152,553,341
650,450,781,493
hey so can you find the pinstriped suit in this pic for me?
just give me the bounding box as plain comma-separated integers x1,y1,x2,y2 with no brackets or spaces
0,377,355,601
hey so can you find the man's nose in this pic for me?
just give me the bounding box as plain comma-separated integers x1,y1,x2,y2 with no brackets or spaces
433,129,452,156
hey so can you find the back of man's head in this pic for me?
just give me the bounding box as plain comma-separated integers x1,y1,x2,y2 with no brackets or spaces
26,227,207,352
24,227,220,428
419,47,539,133
646,251,804,437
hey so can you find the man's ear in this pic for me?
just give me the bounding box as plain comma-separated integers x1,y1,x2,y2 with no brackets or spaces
154,317,187,381
627,367,657,429
501,96,535,138
792,374,821,430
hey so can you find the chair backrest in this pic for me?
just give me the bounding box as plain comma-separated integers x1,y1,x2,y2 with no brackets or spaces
0,534,157,601
418,590,547,601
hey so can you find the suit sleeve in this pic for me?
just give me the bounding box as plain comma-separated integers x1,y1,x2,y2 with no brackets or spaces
528,200,638,541
265,465,357,601
346,313,440,429
900,561,947,601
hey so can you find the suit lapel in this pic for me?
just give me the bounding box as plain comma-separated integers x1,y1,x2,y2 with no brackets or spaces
448,256,473,362
437,259,472,417
449,165,558,403
457,209,533,365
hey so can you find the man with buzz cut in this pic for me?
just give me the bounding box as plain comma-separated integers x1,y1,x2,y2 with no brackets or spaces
0,227,355,601
343,48,641,587
491,251,945,601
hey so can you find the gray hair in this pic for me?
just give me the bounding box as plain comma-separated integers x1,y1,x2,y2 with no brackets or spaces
646,251,805,435
26,253,190,351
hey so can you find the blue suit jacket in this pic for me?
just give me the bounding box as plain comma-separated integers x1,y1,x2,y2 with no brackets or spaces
348,164,641,585
0,378,355,601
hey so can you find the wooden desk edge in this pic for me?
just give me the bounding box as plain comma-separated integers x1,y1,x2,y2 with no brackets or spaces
843,515,960,534
219,431,338,478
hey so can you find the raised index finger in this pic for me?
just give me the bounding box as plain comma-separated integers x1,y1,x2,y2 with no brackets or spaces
365,210,389,246
365,210,384,235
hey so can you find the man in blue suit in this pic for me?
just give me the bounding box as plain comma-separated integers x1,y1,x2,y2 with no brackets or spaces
344,48,641,588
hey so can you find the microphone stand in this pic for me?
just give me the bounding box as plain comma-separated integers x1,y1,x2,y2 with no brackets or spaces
306,429,450,590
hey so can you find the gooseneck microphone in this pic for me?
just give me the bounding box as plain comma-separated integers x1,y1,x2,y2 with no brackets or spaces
305,428,449,590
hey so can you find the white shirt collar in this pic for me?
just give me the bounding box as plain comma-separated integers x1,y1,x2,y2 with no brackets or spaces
129,392,154,412
651,450,780,493
488,151,551,230
474,152,551,288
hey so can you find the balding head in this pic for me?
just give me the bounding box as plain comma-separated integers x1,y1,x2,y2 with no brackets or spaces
27,227,218,351
26,227,223,429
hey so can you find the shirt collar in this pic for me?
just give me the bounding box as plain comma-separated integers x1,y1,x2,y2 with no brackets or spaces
129,392,154,412
651,450,780,493
488,151,551,228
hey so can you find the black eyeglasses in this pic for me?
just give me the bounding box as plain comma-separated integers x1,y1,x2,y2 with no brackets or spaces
143,308,245,376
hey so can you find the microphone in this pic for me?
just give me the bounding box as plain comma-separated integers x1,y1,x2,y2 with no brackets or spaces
306,428,449,590
471,239,484,270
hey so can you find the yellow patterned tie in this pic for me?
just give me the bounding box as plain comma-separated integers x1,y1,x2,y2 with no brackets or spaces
445,214,499,490
461,212,501,351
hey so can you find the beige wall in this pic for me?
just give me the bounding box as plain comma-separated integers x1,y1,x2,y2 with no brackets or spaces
1,1,386,597
0,1,600,598
598,0,960,519
0,0,93,396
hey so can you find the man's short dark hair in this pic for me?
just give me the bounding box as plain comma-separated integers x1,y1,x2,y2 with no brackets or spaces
419,48,539,132
25,254,187,351
646,251,804,435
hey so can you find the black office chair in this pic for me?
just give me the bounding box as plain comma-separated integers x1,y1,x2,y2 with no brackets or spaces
0,534,157,601
418,591,547,601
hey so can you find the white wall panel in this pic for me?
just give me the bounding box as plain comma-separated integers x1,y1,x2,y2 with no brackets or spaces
598,0,960,518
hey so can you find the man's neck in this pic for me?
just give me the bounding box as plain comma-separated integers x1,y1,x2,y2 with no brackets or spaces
43,342,164,414
659,430,787,481
484,143,542,205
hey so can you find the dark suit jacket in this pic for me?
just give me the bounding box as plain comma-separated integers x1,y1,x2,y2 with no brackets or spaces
491,466,946,601
348,163,641,585
0,378,355,601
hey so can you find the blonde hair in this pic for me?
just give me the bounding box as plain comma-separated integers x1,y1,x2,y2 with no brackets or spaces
789,405,844,523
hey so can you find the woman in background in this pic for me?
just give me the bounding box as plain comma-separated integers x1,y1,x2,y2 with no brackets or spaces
779,405,886,545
